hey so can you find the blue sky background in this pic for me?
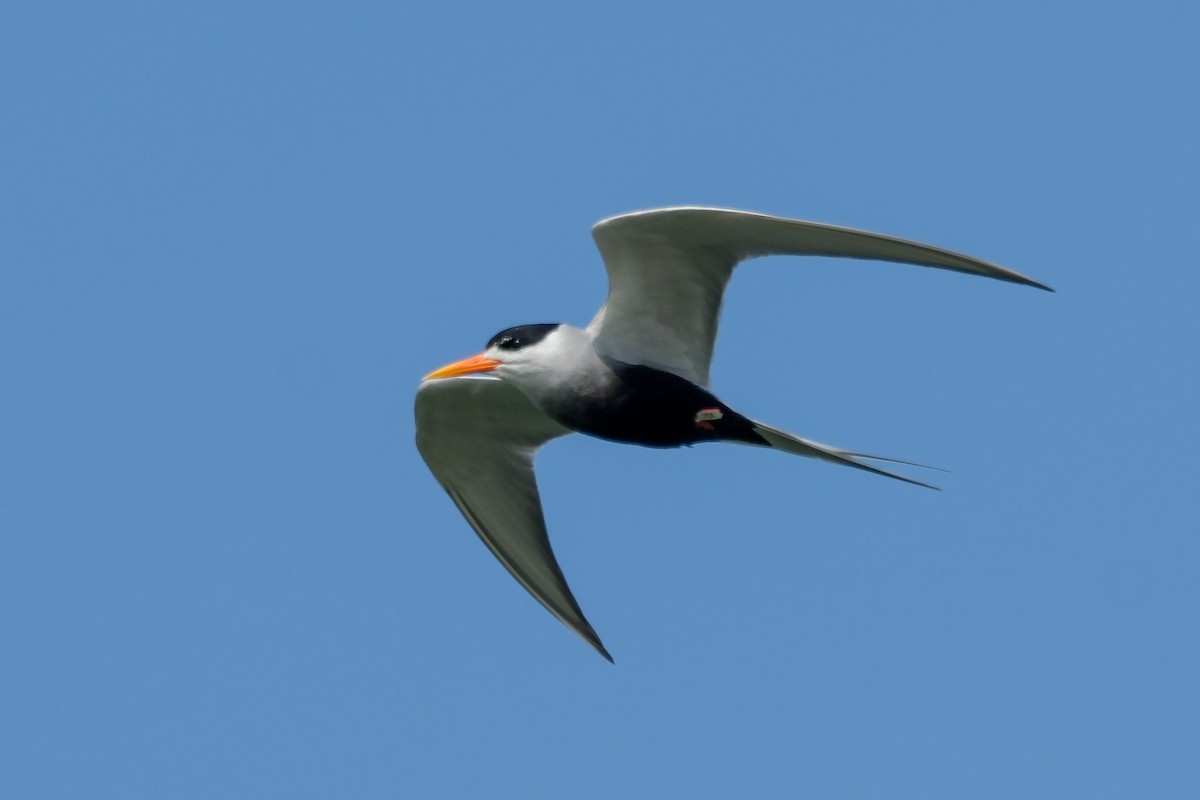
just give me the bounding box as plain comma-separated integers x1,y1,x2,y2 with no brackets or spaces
3,2,1198,797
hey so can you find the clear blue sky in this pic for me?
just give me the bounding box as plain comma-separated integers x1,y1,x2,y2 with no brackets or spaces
3,2,1197,797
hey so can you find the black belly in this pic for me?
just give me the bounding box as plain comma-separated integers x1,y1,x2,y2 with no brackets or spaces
550,362,767,448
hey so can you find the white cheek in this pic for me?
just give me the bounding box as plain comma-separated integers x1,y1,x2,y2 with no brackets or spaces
490,326,605,409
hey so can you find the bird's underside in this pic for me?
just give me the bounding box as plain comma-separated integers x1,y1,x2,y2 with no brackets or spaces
415,206,1051,661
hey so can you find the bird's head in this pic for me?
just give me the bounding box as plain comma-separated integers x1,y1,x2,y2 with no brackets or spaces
423,323,584,391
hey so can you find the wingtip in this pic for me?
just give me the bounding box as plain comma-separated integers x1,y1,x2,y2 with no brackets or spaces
580,634,614,663
568,615,615,662
587,633,615,663
1013,274,1055,293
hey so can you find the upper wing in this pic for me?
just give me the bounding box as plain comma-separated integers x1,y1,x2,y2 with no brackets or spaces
414,376,612,661
588,207,1052,386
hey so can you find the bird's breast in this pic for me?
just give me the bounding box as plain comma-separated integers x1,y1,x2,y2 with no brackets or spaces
540,361,762,448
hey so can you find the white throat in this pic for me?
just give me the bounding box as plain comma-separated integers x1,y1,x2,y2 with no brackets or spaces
491,325,614,410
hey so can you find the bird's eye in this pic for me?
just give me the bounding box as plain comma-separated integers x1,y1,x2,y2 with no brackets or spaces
496,336,519,350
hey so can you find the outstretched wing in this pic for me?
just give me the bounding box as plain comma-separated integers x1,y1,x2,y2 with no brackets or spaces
588,207,1051,386
415,376,611,661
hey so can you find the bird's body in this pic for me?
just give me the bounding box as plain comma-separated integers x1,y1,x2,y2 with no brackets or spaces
488,323,760,449
558,359,761,448
415,207,1050,661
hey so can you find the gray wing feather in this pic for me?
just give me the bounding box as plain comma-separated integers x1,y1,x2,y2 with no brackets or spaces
414,377,612,661
589,207,1051,386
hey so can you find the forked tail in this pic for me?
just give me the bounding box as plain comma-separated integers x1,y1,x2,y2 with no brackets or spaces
749,421,944,490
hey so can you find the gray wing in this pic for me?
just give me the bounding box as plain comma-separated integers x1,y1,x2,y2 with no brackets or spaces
588,207,1052,386
414,376,612,661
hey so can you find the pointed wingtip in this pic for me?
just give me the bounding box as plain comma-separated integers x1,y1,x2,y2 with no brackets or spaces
1012,273,1055,293
569,616,614,662
586,633,615,663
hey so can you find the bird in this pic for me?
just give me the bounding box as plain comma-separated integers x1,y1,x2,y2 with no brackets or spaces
415,207,1051,662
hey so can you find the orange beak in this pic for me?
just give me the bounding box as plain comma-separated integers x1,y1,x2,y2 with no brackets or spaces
423,353,502,381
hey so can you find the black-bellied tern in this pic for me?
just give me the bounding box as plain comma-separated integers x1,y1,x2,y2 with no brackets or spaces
415,207,1050,661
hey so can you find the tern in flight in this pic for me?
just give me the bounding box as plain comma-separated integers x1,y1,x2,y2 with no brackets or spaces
415,207,1050,661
